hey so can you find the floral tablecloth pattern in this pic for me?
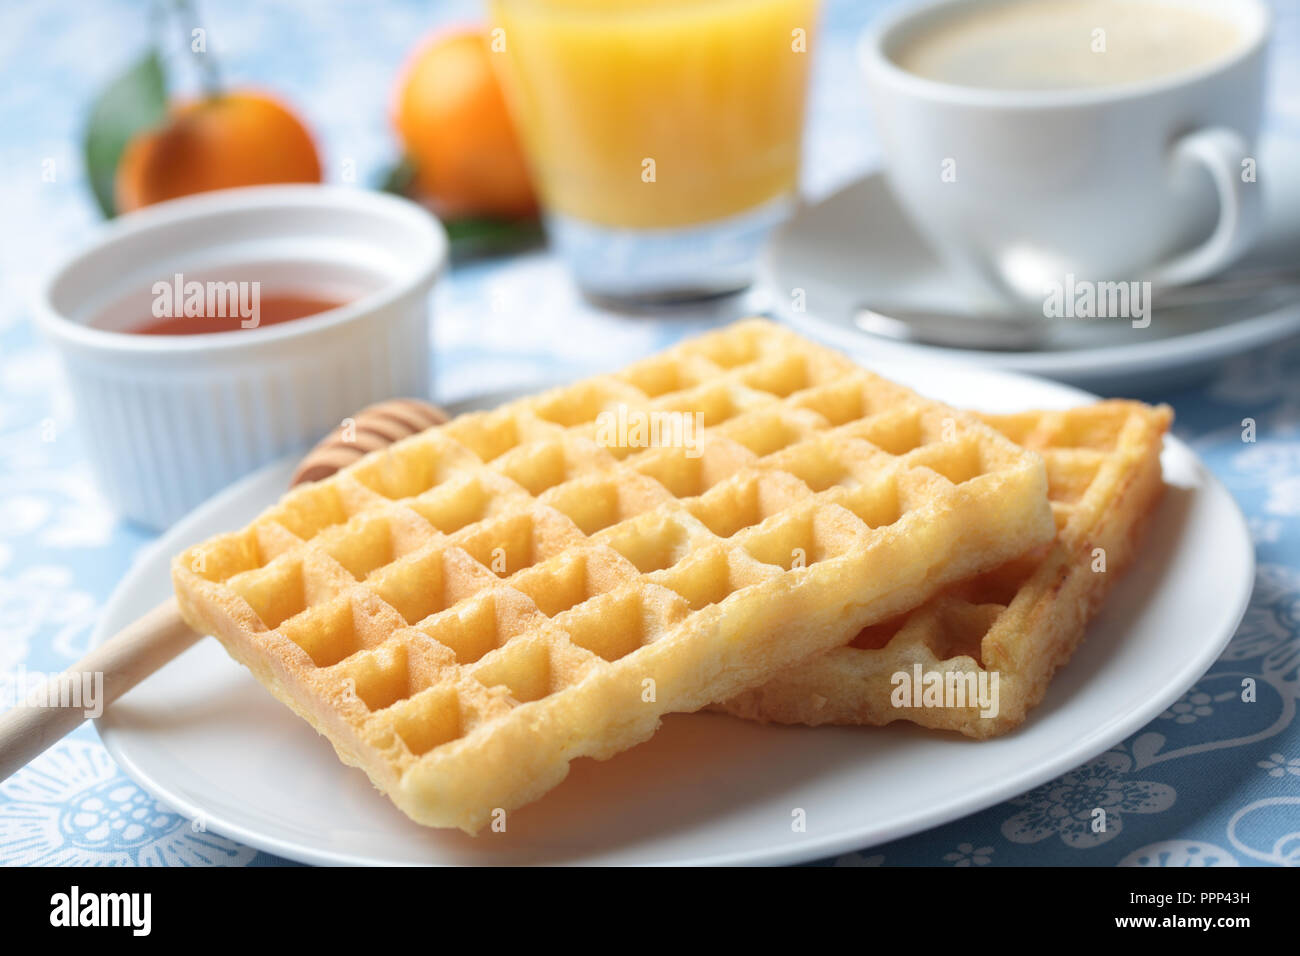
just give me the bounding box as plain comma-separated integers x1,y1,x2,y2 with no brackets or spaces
1,0,1298,866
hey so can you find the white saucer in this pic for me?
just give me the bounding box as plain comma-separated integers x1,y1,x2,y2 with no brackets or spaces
761,136,1300,390
93,367,1253,865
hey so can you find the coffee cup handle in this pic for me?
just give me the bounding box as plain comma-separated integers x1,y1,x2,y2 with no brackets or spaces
1148,127,1261,288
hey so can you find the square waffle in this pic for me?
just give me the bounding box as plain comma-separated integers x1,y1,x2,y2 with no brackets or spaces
720,400,1171,738
172,319,1056,832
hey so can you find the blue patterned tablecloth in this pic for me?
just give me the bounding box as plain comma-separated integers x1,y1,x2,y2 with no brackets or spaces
1,0,1298,867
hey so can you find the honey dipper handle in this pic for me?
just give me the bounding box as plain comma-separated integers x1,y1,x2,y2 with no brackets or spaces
0,598,199,780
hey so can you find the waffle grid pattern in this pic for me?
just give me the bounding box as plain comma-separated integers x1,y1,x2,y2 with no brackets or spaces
172,320,1054,831
721,400,1171,738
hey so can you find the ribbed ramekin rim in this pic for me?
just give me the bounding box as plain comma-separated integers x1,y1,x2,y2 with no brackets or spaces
32,184,448,356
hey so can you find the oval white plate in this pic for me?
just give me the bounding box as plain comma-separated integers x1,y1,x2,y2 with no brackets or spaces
94,364,1253,865
760,136,1300,390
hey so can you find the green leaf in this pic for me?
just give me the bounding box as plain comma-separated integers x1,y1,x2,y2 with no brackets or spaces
445,216,545,260
83,50,168,218
375,155,418,198
375,155,544,258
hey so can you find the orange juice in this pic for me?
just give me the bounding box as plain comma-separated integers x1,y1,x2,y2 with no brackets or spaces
489,0,818,230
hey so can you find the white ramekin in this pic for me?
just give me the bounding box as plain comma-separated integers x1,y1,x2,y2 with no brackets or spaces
34,185,448,530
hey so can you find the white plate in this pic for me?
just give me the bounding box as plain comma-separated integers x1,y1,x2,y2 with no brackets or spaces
760,136,1300,390
94,365,1253,866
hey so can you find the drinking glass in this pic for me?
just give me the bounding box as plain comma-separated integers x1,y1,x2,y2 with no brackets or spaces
489,0,820,304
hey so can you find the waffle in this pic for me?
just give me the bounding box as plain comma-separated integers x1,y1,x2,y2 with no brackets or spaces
171,318,1055,832
721,400,1171,738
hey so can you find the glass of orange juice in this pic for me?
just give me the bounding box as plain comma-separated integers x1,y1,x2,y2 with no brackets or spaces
489,0,820,305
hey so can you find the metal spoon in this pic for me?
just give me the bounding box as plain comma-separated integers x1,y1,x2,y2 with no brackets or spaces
855,269,1300,352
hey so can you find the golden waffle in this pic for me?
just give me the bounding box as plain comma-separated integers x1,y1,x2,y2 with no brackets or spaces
172,319,1055,832
721,400,1171,738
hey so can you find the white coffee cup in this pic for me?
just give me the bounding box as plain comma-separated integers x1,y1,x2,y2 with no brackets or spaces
860,0,1270,306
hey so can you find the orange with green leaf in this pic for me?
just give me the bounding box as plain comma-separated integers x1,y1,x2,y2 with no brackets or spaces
391,26,537,221
115,92,321,214
83,6,320,218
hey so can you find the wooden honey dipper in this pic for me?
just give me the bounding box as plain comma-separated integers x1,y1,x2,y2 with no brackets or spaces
0,398,449,779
